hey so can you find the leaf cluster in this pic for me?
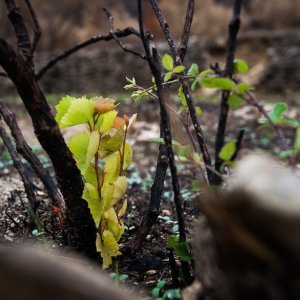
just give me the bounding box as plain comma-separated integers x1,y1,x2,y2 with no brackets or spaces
55,95,136,268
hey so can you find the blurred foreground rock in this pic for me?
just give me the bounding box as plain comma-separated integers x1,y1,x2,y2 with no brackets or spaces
0,245,141,300
194,155,300,300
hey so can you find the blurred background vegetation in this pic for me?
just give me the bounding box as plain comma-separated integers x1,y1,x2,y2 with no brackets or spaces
0,0,299,96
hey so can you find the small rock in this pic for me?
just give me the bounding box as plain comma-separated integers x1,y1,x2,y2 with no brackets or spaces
161,209,171,216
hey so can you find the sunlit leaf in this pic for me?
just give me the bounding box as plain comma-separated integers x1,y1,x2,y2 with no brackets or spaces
84,131,100,173
219,141,236,161
122,143,132,171
164,71,173,82
200,77,234,90
187,63,199,76
104,152,120,183
60,97,95,128
68,132,89,173
195,106,202,115
173,65,185,74
162,54,174,71
82,183,103,227
233,59,249,74
112,176,127,206
101,110,118,134
118,199,127,217
178,85,187,106
55,95,72,124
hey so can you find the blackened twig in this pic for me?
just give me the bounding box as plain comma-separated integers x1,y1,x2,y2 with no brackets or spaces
127,144,168,254
0,100,64,210
0,118,38,213
149,0,215,185
103,8,146,60
231,128,245,161
138,0,192,284
214,0,243,182
24,0,41,58
178,0,194,61
35,27,141,80
4,0,32,64
168,249,180,286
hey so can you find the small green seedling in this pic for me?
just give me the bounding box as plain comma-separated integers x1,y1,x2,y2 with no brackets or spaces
55,95,136,268
152,280,181,300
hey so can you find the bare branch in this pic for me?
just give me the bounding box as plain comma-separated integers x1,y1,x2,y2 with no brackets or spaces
178,0,195,61
4,0,32,64
103,8,146,60
0,100,64,210
24,0,41,58
0,117,38,212
35,27,141,80
149,0,215,184
137,0,192,284
214,0,243,180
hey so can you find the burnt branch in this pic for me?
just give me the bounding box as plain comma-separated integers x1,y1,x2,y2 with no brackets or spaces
0,37,97,259
127,144,168,254
137,0,192,284
36,27,141,80
0,100,64,209
214,0,243,182
0,117,38,212
24,0,41,58
231,128,245,162
149,0,215,185
103,8,146,60
4,0,32,64
178,0,194,61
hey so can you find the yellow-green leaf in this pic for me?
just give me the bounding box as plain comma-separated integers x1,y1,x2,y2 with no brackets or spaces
84,131,100,173
82,183,102,227
104,152,120,183
118,199,127,217
102,182,115,211
97,230,121,269
68,132,89,173
112,176,128,206
55,95,72,124
101,110,118,134
162,54,174,71
122,143,132,171
60,97,95,128
219,141,236,161
84,163,102,188
100,129,124,154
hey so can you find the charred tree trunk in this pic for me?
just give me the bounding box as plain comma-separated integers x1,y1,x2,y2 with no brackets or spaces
0,38,97,259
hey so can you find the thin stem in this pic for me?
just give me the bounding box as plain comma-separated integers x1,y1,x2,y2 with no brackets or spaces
214,0,243,181
119,125,128,176
35,27,141,80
